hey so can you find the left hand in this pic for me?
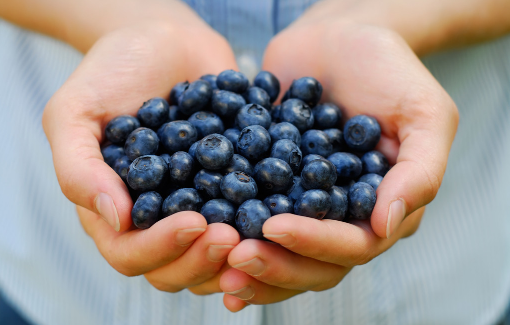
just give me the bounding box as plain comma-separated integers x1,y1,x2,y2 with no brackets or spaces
219,4,458,311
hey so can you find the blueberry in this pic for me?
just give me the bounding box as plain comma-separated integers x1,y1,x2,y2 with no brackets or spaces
253,70,280,103
201,199,236,225
287,176,306,203
188,111,225,139
268,122,301,146
294,189,331,219
158,121,198,154
270,139,302,174
137,97,170,130
235,199,272,239
301,158,337,191
243,87,271,110
168,105,186,122
281,89,291,102
235,104,272,130
222,154,254,176
323,186,348,221
132,191,162,229
312,103,342,129
211,90,246,118
323,128,344,153
162,188,204,217
270,105,281,122
343,115,381,152
237,125,271,161
105,115,140,144
220,171,258,205
200,74,218,90
160,153,171,167
124,127,159,161
328,152,362,182
194,169,223,199
348,182,376,219
187,141,199,161
178,80,212,115
101,144,125,167
223,128,241,150
263,194,294,216
170,81,189,105
300,129,333,157
216,69,249,94
168,151,195,184
339,179,356,193
280,99,314,133
361,150,389,176
196,134,234,170
300,154,324,171
254,158,294,194
113,155,132,183
127,155,168,191
358,173,383,190
289,77,323,107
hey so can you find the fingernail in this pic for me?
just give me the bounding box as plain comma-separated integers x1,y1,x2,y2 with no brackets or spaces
232,257,266,276
95,193,120,231
263,233,296,247
226,286,255,300
175,228,206,246
386,198,406,238
207,245,235,262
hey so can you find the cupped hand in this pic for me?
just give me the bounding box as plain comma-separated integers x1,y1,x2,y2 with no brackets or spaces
43,12,239,294
220,14,458,311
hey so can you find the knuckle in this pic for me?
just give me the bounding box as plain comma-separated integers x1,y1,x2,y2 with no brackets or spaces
350,247,375,266
144,275,183,293
180,268,205,285
187,286,210,296
311,277,341,292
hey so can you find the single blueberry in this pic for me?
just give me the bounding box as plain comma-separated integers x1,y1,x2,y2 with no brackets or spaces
188,111,225,139
101,144,125,167
323,186,348,221
158,121,198,154
268,122,301,146
187,141,200,161
236,125,271,161
170,81,189,105
162,188,203,217
132,191,163,229
301,158,337,191
270,139,302,174
361,150,389,176
105,115,140,144
263,194,294,216
323,128,344,153
223,128,241,150
211,90,246,118
127,155,168,192
312,103,342,129
287,176,306,203
178,80,212,115
253,70,280,103
348,182,376,219
254,158,294,194
289,77,323,107
160,153,171,167
194,169,223,199
300,154,324,171
235,104,272,130
220,171,258,205
216,69,249,94
243,87,271,110
280,99,314,133
222,154,254,176
270,105,281,123
201,199,236,226
200,74,218,90
113,155,132,183
137,97,170,130
235,199,272,239
124,127,159,161
168,105,186,122
168,151,195,184
328,152,363,182
300,129,333,157
358,173,383,190
294,189,332,219
344,115,381,152
196,134,234,170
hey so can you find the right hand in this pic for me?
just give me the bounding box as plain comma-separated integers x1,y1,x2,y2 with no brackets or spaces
43,9,239,295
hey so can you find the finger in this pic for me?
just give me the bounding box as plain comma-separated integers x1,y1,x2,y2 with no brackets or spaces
220,269,303,309
187,263,231,296
77,206,207,276
263,208,425,267
228,239,347,291
144,223,240,293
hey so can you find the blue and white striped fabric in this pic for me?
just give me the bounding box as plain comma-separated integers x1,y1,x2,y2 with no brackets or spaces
1,0,510,324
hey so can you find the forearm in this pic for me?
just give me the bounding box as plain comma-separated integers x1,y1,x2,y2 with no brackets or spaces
0,0,205,53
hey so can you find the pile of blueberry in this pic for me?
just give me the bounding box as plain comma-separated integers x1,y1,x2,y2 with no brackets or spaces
101,70,389,239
